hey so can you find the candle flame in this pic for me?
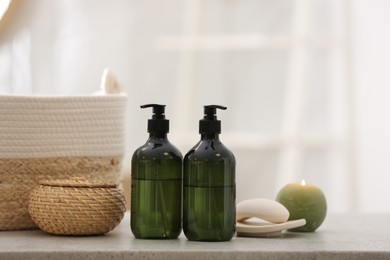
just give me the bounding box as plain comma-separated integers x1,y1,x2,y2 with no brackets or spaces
301,179,306,186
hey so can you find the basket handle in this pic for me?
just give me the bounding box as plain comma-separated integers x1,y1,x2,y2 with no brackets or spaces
99,68,124,94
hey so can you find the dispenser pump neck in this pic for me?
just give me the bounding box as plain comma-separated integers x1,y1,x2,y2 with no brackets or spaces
141,104,169,134
199,105,227,135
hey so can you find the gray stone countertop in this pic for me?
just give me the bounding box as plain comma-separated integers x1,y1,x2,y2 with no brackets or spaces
1,213,389,260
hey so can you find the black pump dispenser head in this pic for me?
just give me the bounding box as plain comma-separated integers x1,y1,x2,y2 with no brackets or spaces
199,105,227,134
141,104,169,134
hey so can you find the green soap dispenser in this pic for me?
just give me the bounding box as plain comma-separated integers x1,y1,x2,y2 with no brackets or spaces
183,105,236,241
131,104,183,239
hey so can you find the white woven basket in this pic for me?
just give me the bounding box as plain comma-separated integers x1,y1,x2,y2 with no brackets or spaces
0,88,127,230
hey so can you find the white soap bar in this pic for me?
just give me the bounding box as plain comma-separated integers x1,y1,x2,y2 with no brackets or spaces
236,198,289,224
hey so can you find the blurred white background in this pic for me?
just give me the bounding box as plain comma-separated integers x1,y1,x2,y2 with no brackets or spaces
1,0,389,213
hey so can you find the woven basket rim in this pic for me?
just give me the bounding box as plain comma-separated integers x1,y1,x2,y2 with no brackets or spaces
39,178,118,188
0,93,127,99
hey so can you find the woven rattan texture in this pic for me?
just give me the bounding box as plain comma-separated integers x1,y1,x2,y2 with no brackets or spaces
0,94,128,159
29,184,126,235
39,178,118,188
0,156,122,231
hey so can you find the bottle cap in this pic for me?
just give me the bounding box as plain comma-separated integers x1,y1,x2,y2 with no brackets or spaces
141,104,169,134
199,105,227,134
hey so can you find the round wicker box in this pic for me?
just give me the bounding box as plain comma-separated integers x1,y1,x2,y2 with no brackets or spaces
28,179,126,235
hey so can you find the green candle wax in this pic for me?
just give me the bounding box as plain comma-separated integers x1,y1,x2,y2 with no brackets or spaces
276,181,327,232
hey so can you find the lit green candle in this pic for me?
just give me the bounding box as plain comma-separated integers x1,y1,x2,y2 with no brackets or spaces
276,180,327,232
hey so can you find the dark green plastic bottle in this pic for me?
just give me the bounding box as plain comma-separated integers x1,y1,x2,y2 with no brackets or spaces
183,105,236,241
131,104,182,239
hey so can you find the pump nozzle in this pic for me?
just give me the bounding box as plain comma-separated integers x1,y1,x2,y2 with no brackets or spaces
140,104,166,119
203,105,227,120
141,104,169,133
200,105,227,134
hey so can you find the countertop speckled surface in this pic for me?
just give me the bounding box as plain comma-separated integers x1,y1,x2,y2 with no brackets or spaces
1,213,389,260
